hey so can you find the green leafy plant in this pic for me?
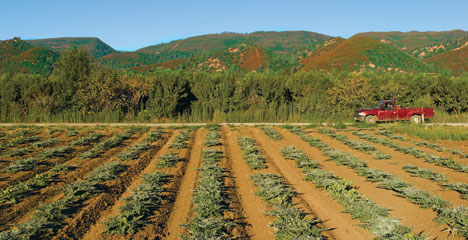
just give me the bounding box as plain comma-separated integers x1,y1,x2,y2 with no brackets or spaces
353,131,468,173
86,161,125,184
237,137,267,169
117,142,150,161
261,127,283,141
103,172,170,236
32,138,58,149
80,129,135,159
156,152,180,168
206,124,221,131
71,132,103,146
51,163,73,173
435,206,468,238
39,146,73,160
444,182,468,200
2,157,38,173
2,147,30,157
183,134,237,239
143,129,164,143
0,172,53,204
403,164,448,183
10,136,40,146
204,131,221,147
169,129,192,149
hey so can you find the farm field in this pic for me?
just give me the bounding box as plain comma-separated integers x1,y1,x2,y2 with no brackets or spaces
0,125,467,239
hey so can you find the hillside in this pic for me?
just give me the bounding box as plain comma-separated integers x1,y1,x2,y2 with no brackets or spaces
426,42,468,73
301,36,429,72
2,30,467,74
130,58,189,72
98,51,195,69
356,30,468,59
27,37,115,58
137,31,332,53
128,44,269,72
0,37,59,74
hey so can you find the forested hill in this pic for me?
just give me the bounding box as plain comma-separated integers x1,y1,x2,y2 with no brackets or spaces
356,30,468,60
300,36,430,72
0,37,58,74
137,31,333,53
2,30,468,73
26,37,116,58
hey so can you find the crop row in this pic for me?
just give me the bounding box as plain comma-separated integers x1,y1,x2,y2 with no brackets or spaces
261,127,283,141
1,135,53,157
183,148,235,239
0,127,67,155
169,129,193,149
117,130,163,161
79,127,141,159
379,130,468,159
157,128,191,168
70,132,103,147
291,128,468,238
280,143,423,239
236,133,326,239
403,164,468,200
104,172,170,235
237,137,267,169
251,173,326,239
0,132,108,203
353,131,468,173
1,129,95,160
318,128,391,160
377,130,409,142
156,127,194,169
0,164,71,204
0,161,125,239
183,127,235,239
204,131,221,147
2,157,39,173
1,131,89,173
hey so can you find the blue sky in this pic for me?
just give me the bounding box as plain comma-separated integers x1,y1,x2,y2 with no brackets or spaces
1,0,467,51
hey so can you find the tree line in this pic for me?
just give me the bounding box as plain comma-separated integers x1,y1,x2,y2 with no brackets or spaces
1,47,467,122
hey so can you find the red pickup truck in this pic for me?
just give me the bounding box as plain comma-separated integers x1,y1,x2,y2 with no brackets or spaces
354,100,434,124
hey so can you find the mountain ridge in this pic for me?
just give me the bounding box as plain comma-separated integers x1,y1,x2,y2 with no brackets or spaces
2,29,467,74
26,37,115,58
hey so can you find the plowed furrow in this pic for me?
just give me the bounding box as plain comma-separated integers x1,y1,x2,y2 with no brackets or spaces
279,128,457,239
50,130,170,240
250,127,375,239
164,128,206,240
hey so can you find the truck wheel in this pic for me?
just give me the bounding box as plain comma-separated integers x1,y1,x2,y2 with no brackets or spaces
410,115,422,124
365,115,377,124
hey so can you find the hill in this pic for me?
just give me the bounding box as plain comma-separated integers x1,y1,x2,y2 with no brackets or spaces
137,31,332,53
426,42,468,73
27,37,115,58
130,58,189,72
0,37,59,74
301,36,429,72
356,30,468,59
98,51,195,69
2,30,466,74
127,44,269,72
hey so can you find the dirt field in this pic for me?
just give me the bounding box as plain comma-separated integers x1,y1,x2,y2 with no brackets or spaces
0,125,467,239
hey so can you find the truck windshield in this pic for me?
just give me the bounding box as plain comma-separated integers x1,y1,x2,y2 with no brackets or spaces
372,101,385,109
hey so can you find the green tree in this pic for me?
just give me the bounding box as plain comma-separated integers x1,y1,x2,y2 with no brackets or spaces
49,47,91,110
327,74,374,114
145,70,190,119
76,67,125,115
